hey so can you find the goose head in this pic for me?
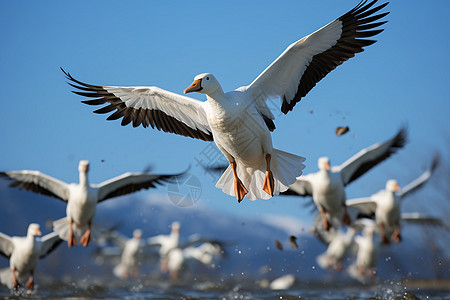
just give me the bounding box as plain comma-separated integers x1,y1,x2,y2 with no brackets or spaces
386,179,401,192
27,223,42,237
171,221,180,234
184,73,222,96
318,157,331,171
133,229,142,240
78,160,90,173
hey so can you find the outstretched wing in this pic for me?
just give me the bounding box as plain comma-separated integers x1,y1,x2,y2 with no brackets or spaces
95,171,184,202
346,197,377,216
39,231,63,259
400,213,447,229
247,0,389,114
334,127,407,185
399,154,439,199
62,69,213,142
0,170,70,202
282,177,313,197
0,232,13,259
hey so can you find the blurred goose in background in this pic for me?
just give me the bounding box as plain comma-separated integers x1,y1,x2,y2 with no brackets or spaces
166,241,224,280
0,224,62,290
284,127,407,230
0,161,183,247
147,222,181,273
147,222,225,277
347,218,380,282
62,0,388,202
346,155,439,244
96,229,147,279
316,227,357,271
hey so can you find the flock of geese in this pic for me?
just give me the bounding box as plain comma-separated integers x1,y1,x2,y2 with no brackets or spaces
0,0,446,293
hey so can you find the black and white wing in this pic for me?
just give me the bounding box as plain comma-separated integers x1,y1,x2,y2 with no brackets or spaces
400,213,447,229
345,197,377,217
334,127,407,185
0,232,13,259
282,177,313,197
62,69,213,142
178,234,224,250
247,0,389,114
95,171,183,202
39,231,63,259
399,155,439,199
0,170,70,202
97,230,128,249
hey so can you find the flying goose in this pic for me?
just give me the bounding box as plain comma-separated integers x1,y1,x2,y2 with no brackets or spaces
0,161,183,248
0,223,62,290
62,0,389,202
284,127,406,230
347,218,380,281
316,227,357,271
166,241,224,280
105,229,146,279
346,155,439,244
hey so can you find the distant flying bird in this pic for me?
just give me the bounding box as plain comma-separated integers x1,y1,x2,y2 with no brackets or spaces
316,227,357,271
347,218,380,282
0,161,183,248
147,222,181,273
165,241,224,280
283,127,407,230
62,0,389,202
346,155,439,244
0,224,62,290
96,229,147,279
147,222,224,276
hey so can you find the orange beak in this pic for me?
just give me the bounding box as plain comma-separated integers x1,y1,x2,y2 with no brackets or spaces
393,183,401,191
184,79,203,94
324,161,330,171
35,228,42,236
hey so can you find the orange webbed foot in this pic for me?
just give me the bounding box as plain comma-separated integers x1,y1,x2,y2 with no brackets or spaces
234,177,248,203
262,170,274,197
80,229,91,247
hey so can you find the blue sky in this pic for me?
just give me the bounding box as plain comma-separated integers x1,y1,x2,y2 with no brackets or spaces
0,1,449,223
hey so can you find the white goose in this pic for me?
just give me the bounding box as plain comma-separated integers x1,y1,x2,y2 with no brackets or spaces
0,161,182,247
348,218,380,281
284,127,406,230
0,223,62,290
346,155,439,244
166,241,224,280
316,227,356,271
62,0,389,202
147,221,181,273
97,229,146,279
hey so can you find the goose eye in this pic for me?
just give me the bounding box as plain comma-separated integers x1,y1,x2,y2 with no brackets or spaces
206,77,209,80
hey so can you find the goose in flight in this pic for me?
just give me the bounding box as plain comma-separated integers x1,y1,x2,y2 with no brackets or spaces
103,229,147,279
0,161,183,248
346,155,439,244
316,226,357,271
347,218,380,281
147,221,181,273
62,0,389,202
165,241,224,280
0,223,62,290
283,127,406,230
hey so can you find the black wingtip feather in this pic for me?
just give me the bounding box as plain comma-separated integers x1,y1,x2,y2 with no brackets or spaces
281,1,389,114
